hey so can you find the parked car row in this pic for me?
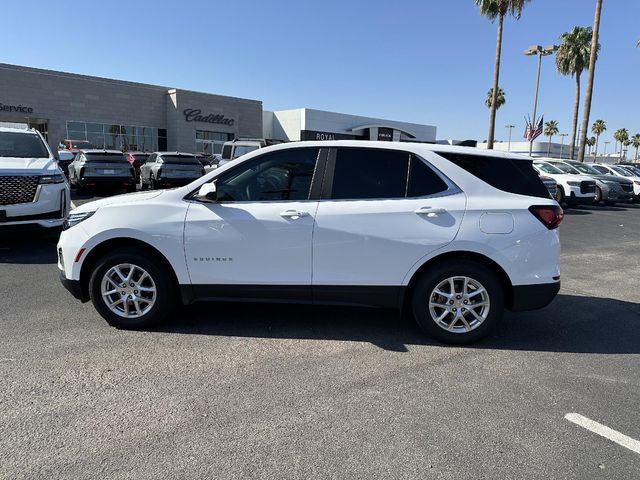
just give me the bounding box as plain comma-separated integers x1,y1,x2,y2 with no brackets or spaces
532,158,639,206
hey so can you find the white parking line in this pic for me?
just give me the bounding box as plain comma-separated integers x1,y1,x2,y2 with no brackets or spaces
565,413,640,455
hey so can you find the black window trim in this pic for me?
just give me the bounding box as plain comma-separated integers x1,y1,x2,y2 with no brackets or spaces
185,147,328,204
320,146,460,201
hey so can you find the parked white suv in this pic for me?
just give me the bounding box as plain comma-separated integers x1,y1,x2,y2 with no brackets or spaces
0,126,70,229
532,160,596,205
58,142,562,344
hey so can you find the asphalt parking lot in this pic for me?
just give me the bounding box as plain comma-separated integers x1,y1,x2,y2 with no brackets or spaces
1,197,639,479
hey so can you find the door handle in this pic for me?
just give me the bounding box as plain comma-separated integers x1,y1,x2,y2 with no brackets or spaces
280,210,309,218
414,206,447,217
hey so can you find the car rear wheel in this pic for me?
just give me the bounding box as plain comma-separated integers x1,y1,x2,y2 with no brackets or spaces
139,173,147,191
89,248,176,329
411,260,504,344
556,186,565,205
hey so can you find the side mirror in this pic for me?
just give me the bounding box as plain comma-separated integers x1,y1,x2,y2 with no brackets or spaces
196,183,217,202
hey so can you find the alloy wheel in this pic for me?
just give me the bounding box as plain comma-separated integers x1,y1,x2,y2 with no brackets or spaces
100,263,157,318
428,276,490,333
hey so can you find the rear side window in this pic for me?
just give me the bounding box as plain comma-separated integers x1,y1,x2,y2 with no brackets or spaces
438,152,550,199
331,148,408,199
222,145,232,160
330,148,449,200
408,155,449,197
84,153,128,163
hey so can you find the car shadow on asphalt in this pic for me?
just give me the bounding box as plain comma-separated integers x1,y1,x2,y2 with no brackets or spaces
0,231,59,264
150,293,640,354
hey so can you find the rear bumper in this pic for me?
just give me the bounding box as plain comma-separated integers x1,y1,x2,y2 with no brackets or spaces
509,281,560,312
79,176,135,186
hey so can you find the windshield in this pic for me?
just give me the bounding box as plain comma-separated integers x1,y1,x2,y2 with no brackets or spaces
232,145,259,159
611,166,632,176
534,162,563,175
161,155,199,165
569,163,600,175
0,132,49,158
549,162,579,174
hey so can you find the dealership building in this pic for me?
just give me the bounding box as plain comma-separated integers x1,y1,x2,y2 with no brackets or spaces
0,63,437,154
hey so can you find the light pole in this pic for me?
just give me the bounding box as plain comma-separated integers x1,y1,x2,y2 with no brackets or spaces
524,44,558,155
559,133,568,159
505,125,515,152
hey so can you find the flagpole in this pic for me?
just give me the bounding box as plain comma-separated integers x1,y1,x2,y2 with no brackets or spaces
529,51,543,156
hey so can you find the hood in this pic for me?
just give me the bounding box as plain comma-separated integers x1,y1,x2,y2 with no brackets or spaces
73,190,164,212
590,174,632,184
543,173,595,182
0,156,57,174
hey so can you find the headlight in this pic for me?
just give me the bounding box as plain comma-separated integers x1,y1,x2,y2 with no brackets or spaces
39,173,65,184
567,181,580,186
63,211,96,230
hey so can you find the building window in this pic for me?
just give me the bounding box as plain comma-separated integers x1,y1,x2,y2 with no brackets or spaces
65,121,166,152
195,130,234,155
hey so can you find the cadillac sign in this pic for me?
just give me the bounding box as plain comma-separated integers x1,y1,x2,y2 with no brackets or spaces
183,108,235,126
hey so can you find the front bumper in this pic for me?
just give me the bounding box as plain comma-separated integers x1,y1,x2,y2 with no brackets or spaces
509,281,560,312
0,183,70,228
59,271,89,302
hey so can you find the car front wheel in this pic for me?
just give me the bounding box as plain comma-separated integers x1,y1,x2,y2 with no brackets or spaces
411,260,504,344
88,248,176,329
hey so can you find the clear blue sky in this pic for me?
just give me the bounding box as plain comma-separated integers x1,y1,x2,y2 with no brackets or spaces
1,0,638,145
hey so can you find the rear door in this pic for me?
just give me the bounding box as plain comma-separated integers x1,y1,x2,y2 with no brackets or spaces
312,147,466,292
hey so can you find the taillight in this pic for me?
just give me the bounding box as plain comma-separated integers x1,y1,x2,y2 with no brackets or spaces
529,205,564,229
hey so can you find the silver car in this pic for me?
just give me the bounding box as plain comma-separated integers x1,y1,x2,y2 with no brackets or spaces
139,152,206,190
68,149,136,194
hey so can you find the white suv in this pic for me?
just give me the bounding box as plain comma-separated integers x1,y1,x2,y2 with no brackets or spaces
58,142,562,344
0,127,70,229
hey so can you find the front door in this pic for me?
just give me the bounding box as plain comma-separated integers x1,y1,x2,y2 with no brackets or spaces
184,147,323,299
312,147,466,290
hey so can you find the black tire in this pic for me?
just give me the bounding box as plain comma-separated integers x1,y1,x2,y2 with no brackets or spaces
126,184,136,193
411,260,505,344
594,186,602,204
75,182,85,195
88,248,177,329
556,186,565,205
150,177,157,190
139,173,147,191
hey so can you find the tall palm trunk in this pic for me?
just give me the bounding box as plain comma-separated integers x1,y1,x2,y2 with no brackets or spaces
636,146,639,161
578,0,603,161
547,135,552,156
487,14,504,150
569,74,580,159
594,133,599,159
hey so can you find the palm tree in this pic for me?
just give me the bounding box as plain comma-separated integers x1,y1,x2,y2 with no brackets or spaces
613,128,629,160
632,134,640,161
577,0,603,161
543,120,559,156
556,26,599,160
591,119,606,159
586,136,596,156
475,0,531,149
485,87,506,109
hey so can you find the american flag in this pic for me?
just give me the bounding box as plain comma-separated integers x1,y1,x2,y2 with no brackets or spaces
524,116,544,142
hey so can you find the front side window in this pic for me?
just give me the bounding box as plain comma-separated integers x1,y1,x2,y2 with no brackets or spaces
592,165,609,174
0,132,49,158
216,148,319,202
